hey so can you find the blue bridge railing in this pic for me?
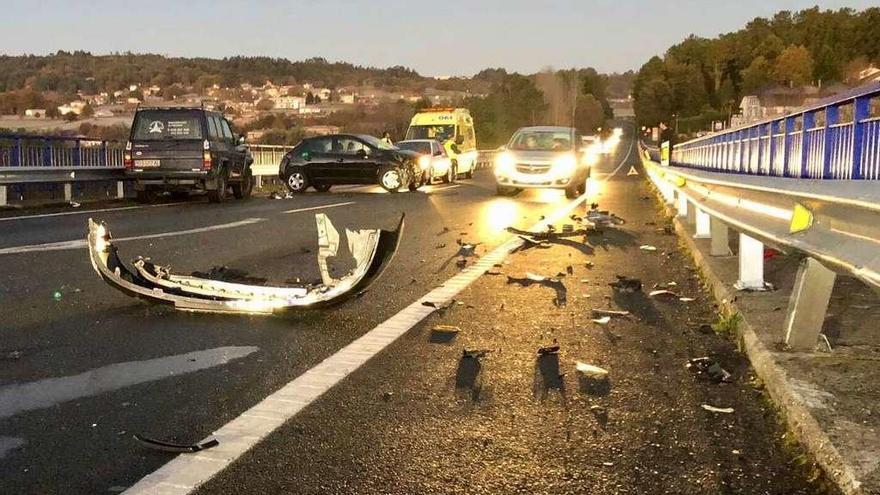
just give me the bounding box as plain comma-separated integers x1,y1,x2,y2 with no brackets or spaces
671,82,880,179
0,134,125,169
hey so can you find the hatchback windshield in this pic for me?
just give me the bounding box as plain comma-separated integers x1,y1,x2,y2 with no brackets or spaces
405,125,455,142
509,130,575,152
360,134,397,151
132,110,203,140
396,141,432,154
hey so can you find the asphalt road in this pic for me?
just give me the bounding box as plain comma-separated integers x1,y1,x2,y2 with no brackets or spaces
0,133,821,494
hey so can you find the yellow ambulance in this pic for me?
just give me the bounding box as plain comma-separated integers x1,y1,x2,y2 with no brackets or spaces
404,108,478,179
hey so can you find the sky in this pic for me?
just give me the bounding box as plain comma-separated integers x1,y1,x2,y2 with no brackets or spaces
0,0,875,77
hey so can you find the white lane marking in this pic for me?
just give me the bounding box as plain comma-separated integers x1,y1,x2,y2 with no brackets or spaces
0,347,258,419
282,201,355,214
0,202,187,223
123,188,591,495
0,218,265,256
0,437,25,460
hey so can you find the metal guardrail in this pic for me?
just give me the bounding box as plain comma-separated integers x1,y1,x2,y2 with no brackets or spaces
640,142,880,351
670,82,880,179
0,134,125,172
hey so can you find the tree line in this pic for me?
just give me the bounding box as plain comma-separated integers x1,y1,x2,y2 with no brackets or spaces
633,7,880,136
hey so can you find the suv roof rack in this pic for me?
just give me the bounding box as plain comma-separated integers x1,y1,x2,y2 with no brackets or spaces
135,100,207,111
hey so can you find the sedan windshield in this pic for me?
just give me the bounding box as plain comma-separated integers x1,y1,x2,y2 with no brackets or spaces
360,134,397,151
509,130,574,152
396,141,431,154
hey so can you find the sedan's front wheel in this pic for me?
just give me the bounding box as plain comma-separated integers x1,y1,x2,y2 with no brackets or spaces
379,165,403,193
285,168,309,193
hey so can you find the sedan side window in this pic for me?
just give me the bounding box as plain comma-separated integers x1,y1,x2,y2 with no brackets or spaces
337,137,368,155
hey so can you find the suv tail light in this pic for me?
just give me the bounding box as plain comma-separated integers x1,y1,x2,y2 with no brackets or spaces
124,141,133,169
202,151,212,170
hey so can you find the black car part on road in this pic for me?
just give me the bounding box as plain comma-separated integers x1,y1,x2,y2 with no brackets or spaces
87,213,404,314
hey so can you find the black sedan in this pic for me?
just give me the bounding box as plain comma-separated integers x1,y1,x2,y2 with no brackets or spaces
279,134,423,193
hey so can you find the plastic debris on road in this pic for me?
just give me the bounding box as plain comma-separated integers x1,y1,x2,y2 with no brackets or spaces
639,245,658,251
507,273,568,307
576,362,609,379
609,275,642,293
591,316,611,325
133,434,219,453
687,357,733,383
701,404,735,414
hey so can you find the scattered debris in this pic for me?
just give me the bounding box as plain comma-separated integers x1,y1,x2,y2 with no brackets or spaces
649,289,681,298
133,434,219,453
609,275,642,293
586,207,625,227
462,349,491,359
591,316,611,325
584,261,594,269
566,265,574,275
679,297,696,302
435,243,447,249
432,325,460,334
639,245,658,252
687,357,733,383
507,274,567,307
591,309,630,318
437,226,450,236
819,333,833,353
69,201,81,208
268,191,293,200
576,362,609,379
382,391,394,401
537,342,560,355
701,404,735,414
456,258,468,269
697,323,714,334
485,269,504,276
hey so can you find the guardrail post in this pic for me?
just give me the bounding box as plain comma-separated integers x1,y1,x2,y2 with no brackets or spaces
0,185,6,206
710,217,731,256
784,257,836,350
800,111,815,178
686,199,696,225
63,183,73,202
116,181,125,199
822,105,839,179
676,191,688,217
851,96,870,180
694,208,711,238
736,233,765,290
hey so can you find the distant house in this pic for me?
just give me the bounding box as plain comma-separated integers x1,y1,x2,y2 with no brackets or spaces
271,96,305,110
24,108,46,118
859,67,880,84
303,125,341,136
57,101,86,116
733,86,822,126
338,92,356,104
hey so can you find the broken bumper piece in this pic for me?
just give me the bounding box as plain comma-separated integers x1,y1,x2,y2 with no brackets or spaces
87,213,404,314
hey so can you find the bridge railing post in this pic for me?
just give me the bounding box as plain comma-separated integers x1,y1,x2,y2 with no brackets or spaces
784,257,836,350
801,111,815,178
822,105,839,179
851,96,870,180
783,116,795,177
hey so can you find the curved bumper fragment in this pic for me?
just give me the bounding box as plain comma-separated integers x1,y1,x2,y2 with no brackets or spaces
86,213,404,314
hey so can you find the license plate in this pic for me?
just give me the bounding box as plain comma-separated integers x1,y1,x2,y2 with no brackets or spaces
136,159,160,168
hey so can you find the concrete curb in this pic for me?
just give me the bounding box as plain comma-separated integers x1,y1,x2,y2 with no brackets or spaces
643,161,864,495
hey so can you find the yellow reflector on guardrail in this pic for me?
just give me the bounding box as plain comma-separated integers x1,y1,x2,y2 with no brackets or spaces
672,176,686,187
790,203,814,233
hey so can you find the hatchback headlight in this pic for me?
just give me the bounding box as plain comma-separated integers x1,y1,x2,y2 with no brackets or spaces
418,156,431,171
495,152,515,176
552,154,577,177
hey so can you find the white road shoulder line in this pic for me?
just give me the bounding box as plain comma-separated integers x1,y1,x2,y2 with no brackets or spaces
0,218,265,256
123,190,592,495
282,201,355,214
0,202,187,223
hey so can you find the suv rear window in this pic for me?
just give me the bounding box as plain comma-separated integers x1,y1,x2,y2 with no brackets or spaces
132,110,204,140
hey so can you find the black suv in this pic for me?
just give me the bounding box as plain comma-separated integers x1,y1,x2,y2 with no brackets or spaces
125,106,253,202
279,134,422,193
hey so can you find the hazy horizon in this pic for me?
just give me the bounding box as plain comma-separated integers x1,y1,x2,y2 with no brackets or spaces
0,0,876,77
